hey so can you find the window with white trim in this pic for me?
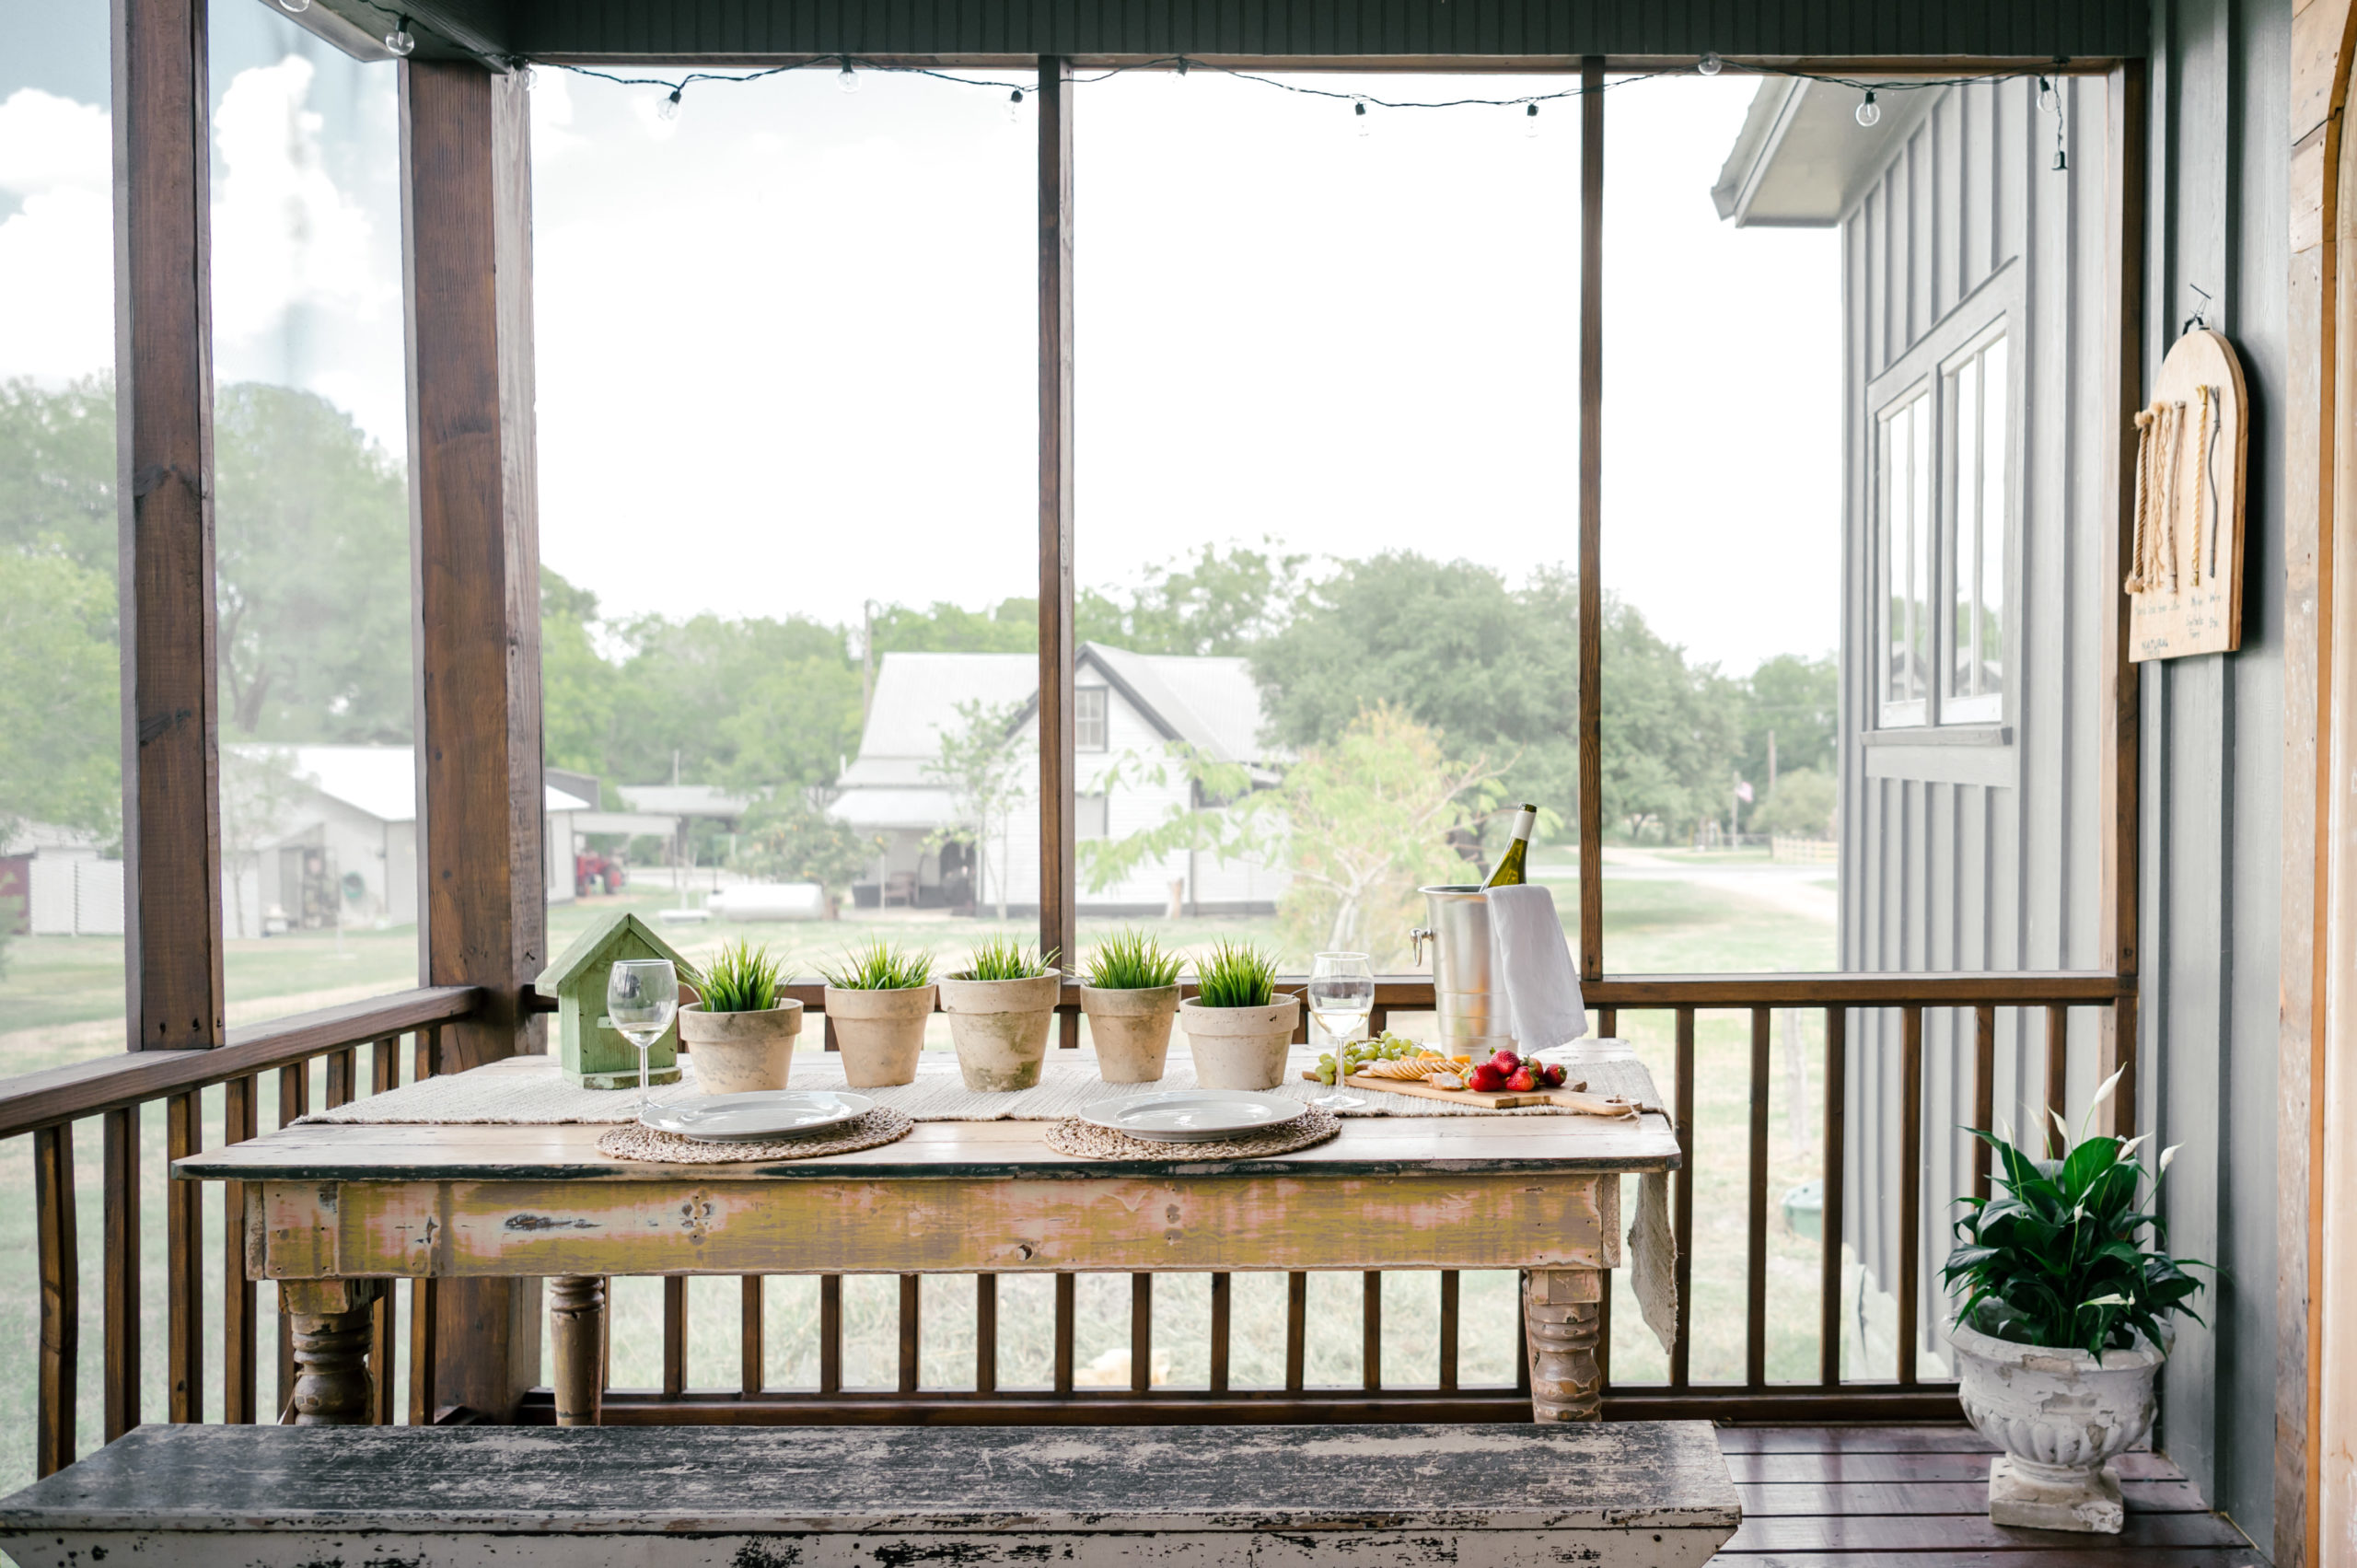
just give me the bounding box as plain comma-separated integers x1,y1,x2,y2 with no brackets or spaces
1878,385,1933,726
1074,686,1109,752
1945,331,2009,723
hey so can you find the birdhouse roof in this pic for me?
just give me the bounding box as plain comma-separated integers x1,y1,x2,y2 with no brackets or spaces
537,911,692,993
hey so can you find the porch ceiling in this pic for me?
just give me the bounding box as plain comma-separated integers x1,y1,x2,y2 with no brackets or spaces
286,0,2146,71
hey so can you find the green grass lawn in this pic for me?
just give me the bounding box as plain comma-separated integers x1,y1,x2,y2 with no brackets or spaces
0,867,1853,1494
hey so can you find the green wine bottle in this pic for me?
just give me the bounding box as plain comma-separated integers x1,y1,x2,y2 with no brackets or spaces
1484,803,1539,888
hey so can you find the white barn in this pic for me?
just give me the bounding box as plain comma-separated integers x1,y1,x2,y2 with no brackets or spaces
829,644,1291,915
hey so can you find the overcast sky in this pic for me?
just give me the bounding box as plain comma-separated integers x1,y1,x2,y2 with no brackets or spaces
1,1,1840,673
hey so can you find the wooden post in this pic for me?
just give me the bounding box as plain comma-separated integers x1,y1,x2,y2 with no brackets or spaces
401,57,544,1422
1576,57,1605,981
113,0,226,1052
1037,55,1076,971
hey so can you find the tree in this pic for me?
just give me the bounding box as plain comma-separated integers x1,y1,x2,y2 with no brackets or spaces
923,698,1031,921
734,792,882,912
0,550,121,843
540,567,620,783
603,611,863,793
1077,540,1309,656
1597,599,1742,841
1750,766,1838,839
870,598,1036,655
219,747,311,938
0,376,115,574
1739,652,1838,796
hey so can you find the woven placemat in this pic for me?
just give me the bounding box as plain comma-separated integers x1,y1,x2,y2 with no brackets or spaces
594,1108,913,1164
1042,1104,1341,1161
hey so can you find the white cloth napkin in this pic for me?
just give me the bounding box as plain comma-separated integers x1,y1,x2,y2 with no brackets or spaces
1485,883,1588,1051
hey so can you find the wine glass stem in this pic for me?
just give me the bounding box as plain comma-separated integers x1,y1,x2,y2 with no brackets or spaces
638,1041,651,1110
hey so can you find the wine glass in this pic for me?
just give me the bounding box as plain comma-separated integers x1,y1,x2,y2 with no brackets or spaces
1307,951,1375,1110
607,958,679,1115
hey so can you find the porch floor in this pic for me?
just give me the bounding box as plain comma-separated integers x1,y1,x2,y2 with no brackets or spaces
1710,1425,2260,1564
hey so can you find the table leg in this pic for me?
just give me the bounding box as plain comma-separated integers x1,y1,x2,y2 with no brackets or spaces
1522,1269,1604,1422
281,1280,383,1425
551,1275,606,1427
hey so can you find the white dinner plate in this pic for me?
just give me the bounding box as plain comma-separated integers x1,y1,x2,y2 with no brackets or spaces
639,1089,876,1143
1077,1089,1309,1144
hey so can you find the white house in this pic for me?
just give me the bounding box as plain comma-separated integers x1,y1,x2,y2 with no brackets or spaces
827,644,1291,915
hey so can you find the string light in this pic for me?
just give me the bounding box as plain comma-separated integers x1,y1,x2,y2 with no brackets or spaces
657,87,682,121
1353,98,1370,136
2040,76,2068,170
384,15,415,55
1854,90,1880,127
1697,52,1722,76
837,58,859,93
1006,87,1023,122
275,0,311,14
1524,102,1540,138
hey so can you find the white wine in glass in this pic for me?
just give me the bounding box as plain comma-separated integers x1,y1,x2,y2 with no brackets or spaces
1307,951,1374,1110
607,958,679,1114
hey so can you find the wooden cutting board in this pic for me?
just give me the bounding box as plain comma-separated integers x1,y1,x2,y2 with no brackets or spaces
1301,1070,1641,1119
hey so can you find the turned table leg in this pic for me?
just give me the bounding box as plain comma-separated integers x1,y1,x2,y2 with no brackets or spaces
1523,1268,1604,1422
551,1275,607,1427
280,1280,384,1425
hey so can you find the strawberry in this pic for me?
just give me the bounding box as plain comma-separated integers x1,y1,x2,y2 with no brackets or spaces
1541,1063,1568,1088
1490,1050,1521,1074
1468,1063,1508,1093
1505,1066,1538,1093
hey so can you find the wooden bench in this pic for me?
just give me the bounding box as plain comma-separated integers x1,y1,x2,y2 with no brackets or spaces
1,1420,1741,1567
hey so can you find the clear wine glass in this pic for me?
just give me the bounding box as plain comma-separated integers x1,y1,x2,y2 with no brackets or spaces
1306,951,1375,1110
607,958,679,1115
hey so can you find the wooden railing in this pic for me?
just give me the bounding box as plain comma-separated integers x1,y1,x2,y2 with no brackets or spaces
3,970,2127,1473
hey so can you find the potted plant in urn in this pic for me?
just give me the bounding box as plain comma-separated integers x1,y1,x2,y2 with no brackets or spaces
1178,940,1297,1090
1079,927,1184,1083
818,940,935,1087
938,938,1063,1092
1941,1070,2208,1535
679,939,801,1093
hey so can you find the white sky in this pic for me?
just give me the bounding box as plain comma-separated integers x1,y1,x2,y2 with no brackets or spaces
0,29,1841,672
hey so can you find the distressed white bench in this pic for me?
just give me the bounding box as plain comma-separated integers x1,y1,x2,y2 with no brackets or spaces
0,1420,1741,1568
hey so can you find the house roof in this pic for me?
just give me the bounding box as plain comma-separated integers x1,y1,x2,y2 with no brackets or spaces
226,744,597,822
615,784,753,819
537,909,692,991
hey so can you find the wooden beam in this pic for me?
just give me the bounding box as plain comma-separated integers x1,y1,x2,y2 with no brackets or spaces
401,56,545,1423
1037,54,1076,972
1577,56,1604,981
113,0,225,1053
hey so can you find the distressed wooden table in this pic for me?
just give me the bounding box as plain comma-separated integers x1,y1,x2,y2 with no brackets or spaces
177,1111,1679,1427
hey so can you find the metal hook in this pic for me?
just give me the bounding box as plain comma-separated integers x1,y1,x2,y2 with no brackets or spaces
2183,283,2213,336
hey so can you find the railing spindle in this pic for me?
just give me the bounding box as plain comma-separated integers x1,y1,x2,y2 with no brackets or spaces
1284,1272,1307,1391
2112,993,2139,1139
819,1275,842,1395
223,1074,258,1424
1746,1009,1770,1389
1060,1010,1080,1050
1437,1271,1459,1391
366,1038,399,1425
1362,1272,1381,1391
34,1121,75,1476
324,1048,355,1109
1973,1005,1997,1201
1897,1005,1925,1387
102,1105,139,1440
1368,1005,1388,1036
1597,1006,1616,1036
275,1063,309,1418
372,1037,400,1095
1131,1274,1153,1393
740,1276,763,1396
1052,1273,1075,1394
662,1277,688,1396
167,1092,203,1422
1669,1008,1696,1387
2045,1004,2070,1156
898,1274,920,1393
1208,1272,1230,1392
975,1274,997,1394
1818,1007,1848,1387
408,1278,438,1425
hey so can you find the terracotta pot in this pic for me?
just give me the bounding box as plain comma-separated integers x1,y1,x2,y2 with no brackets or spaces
678,1000,803,1094
1080,985,1181,1083
1950,1319,2169,1533
938,973,1062,1092
1178,994,1301,1090
821,984,935,1087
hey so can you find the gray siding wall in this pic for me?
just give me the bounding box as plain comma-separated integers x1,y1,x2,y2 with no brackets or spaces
1839,8,2286,1543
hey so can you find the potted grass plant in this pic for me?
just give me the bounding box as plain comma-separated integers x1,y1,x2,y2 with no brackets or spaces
818,940,935,1088
1079,927,1184,1083
938,937,1063,1092
1177,940,1297,1090
1940,1069,2207,1534
679,939,801,1094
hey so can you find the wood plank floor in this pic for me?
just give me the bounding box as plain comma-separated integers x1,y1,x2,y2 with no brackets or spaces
1709,1426,2265,1566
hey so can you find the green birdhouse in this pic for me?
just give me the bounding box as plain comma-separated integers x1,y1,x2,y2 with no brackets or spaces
539,911,692,1090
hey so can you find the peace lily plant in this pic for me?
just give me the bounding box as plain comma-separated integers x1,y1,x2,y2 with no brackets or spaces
1939,1067,2208,1535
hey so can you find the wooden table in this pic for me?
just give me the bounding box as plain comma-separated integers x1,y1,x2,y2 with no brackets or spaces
178,1110,1679,1427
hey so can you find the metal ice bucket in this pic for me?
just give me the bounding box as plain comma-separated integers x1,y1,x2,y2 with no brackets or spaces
1409,885,1515,1055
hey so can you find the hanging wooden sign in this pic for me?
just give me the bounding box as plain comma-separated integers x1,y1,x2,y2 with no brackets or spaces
2126,329,2248,660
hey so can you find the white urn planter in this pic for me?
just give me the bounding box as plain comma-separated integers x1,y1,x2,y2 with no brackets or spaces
1950,1319,2169,1533
677,1000,803,1094
821,984,935,1088
1178,995,1300,1091
939,973,1062,1092
1080,985,1181,1083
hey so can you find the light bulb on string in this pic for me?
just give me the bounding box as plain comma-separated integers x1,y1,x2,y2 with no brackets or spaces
1353,99,1370,137
1524,102,1540,138
1171,55,1189,84
2037,75,2059,115
657,87,682,121
1697,52,1721,76
275,0,311,15
384,16,415,55
1006,87,1022,122
1854,90,1880,127
518,64,538,91
838,58,860,93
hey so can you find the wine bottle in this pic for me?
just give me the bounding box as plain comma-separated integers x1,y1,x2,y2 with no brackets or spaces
1484,803,1539,888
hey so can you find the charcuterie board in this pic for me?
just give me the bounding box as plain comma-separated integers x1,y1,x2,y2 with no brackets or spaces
1302,1070,1642,1119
